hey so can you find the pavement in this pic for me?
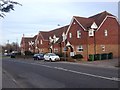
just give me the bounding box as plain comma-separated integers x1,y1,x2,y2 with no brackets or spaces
65,58,119,69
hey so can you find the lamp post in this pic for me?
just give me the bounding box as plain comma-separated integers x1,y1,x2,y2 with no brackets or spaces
53,35,56,53
90,22,98,60
62,32,67,61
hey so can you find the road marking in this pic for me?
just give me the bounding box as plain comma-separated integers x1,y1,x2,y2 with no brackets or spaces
6,59,120,82
52,66,120,82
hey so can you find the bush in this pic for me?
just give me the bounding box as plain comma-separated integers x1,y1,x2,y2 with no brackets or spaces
108,52,113,59
94,54,100,60
71,54,83,59
56,53,64,57
24,51,34,55
101,53,107,60
67,57,76,62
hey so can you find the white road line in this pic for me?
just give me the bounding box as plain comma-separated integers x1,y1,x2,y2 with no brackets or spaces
6,59,120,82
52,66,120,82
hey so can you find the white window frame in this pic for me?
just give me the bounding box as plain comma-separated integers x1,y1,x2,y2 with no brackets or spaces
104,30,108,36
77,30,81,38
89,29,94,36
40,40,43,44
77,45,83,52
101,45,105,51
37,40,39,44
54,48,58,52
29,48,31,50
69,33,72,38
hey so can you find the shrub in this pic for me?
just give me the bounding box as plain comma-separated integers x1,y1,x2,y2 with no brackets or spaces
67,57,75,62
108,52,113,59
24,51,33,55
56,53,64,57
71,54,83,59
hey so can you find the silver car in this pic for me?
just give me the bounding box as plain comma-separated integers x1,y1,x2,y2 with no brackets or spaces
44,53,60,61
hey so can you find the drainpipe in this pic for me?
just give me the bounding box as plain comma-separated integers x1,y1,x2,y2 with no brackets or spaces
94,30,96,55
87,31,89,61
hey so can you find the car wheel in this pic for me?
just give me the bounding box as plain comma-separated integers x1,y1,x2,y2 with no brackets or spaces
49,58,52,62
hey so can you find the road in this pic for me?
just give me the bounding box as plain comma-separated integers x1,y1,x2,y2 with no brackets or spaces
2,57,120,88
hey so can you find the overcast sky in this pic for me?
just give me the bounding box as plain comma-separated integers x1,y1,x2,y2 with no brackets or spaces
0,0,119,45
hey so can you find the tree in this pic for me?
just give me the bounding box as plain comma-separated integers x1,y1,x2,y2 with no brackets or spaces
0,0,22,18
1,42,20,54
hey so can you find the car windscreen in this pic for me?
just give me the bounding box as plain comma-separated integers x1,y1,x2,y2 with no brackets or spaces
49,54,56,56
39,54,44,56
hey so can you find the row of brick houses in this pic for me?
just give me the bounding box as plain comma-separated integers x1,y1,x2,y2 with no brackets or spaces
20,11,120,60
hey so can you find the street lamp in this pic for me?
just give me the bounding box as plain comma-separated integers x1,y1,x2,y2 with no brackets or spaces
89,22,98,60
62,32,67,61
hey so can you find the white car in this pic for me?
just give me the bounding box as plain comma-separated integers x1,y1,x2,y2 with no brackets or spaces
44,53,60,61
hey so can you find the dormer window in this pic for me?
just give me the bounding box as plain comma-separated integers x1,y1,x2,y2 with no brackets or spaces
89,29,94,36
69,33,72,38
77,30,81,38
104,30,108,36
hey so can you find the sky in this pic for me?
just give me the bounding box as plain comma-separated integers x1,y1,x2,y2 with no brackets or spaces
0,0,119,46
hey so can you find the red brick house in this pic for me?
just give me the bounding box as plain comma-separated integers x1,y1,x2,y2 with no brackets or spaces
34,25,69,54
20,35,37,54
20,11,119,60
34,31,49,53
65,11,120,60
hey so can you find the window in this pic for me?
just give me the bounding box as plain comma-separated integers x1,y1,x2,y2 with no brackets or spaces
54,48,58,52
101,45,105,51
40,40,43,44
77,30,81,38
77,45,83,52
40,49,44,52
37,40,39,44
104,30,108,36
69,33,72,38
89,29,94,36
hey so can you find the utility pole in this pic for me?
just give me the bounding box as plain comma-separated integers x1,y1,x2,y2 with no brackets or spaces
7,40,9,54
16,38,18,52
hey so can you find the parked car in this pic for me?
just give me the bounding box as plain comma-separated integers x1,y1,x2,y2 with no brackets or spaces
4,53,11,56
33,53,44,60
44,53,60,61
10,53,16,58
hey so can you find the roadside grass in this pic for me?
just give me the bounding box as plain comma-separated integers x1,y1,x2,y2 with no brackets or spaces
1,56,10,59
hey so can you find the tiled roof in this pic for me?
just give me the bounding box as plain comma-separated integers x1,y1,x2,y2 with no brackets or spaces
21,35,37,44
89,11,114,27
39,31,50,40
39,25,69,41
33,35,37,40
74,11,115,30
74,16,94,29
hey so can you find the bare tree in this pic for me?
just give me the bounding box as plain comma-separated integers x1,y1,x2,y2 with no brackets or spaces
0,0,22,18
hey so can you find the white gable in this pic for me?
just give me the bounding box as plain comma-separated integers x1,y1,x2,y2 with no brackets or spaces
91,22,98,29
66,41,71,46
